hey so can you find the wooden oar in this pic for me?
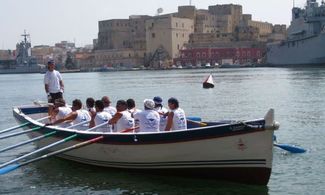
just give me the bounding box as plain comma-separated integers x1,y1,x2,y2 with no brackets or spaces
0,135,104,175
186,119,207,127
273,135,306,153
120,126,139,133
0,134,78,169
186,116,202,122
0,131,57,153
0,126,44,140
274,143,306,153
33,100,54,107
0,121,106,169
0,119,90,140
0,120,90,153
0,116,49,135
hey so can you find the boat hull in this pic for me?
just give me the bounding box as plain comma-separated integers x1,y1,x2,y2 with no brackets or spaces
267,33,325,66
13,105,276,185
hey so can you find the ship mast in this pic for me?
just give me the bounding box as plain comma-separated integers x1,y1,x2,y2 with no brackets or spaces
16,30,32,65
21,30,29,45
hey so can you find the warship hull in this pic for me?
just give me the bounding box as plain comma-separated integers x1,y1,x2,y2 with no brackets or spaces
0,30,45,74
266,0,325,66
267,33,325,66
0,65,43,74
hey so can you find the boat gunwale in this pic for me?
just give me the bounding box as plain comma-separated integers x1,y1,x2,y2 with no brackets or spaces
13,105,268,145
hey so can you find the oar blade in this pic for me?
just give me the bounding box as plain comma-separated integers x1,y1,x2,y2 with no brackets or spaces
0,164,20,175
274,143,306,153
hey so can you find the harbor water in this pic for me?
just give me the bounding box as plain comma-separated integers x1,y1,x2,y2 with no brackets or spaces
0,67,324,194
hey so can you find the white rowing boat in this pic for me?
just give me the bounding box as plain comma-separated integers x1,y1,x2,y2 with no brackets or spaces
9,105,279,185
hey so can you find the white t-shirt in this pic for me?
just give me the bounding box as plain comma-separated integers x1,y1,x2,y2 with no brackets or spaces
171,108,187,131
44,70,63,93
94,111,112,132
113,110,134,132
56,106,72,120
55,106,72,128
134,110,160,132
104,106,117,116
73,109,91,127
154,106,168,131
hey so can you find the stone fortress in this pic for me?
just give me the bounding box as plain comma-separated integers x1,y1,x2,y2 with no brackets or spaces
0,3,287,70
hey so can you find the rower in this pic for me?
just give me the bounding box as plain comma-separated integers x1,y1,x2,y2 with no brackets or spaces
133,99,160,132
109,100,134,132
165,97,187,131
89,100,112,132
50,98,72,127
49,99,91,129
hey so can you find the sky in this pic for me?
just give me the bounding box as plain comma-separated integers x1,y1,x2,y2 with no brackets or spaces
0,0,307,50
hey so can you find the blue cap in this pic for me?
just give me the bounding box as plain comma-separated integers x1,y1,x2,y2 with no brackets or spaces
153,96,163,104
47,59,54,65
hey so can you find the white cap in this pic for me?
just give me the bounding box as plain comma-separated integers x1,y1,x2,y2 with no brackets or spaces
144,99,155,110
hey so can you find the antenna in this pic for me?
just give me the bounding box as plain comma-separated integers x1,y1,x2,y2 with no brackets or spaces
156,8,163,16
21,29,30,44
189,0,192,5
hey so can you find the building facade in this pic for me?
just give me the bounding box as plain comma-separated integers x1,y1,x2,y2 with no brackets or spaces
90,3,286,69
176,47,264,66
95,15,150,68
145,14,194,68
94,48,146,68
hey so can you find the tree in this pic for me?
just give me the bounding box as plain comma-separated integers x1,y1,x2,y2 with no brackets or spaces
65,52,77,69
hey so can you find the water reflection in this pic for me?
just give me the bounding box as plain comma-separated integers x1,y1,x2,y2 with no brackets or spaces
23,158,268,195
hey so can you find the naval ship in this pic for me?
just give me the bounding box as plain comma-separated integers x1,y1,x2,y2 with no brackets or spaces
267,0,325,66
0,31,44,74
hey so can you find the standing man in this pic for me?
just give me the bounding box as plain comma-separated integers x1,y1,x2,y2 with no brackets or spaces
44,59,64,104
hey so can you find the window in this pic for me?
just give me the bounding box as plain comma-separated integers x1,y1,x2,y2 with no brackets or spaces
152,33,155,38
236,51,240,58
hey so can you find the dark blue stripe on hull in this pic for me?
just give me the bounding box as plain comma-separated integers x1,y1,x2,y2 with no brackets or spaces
58,155,267,167
59,154,271,185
